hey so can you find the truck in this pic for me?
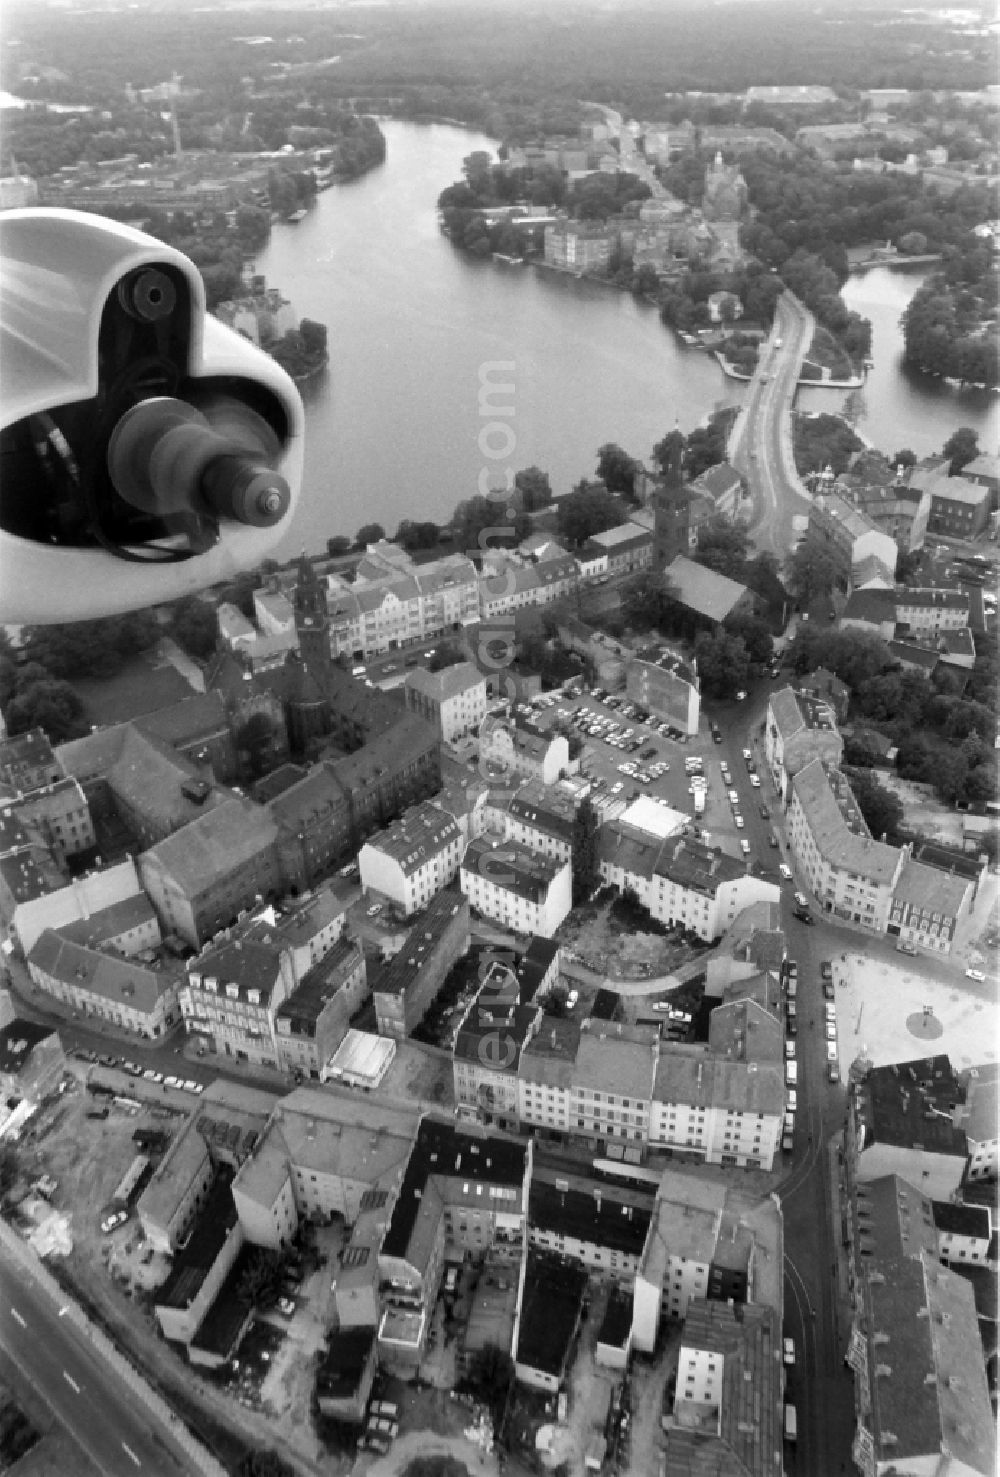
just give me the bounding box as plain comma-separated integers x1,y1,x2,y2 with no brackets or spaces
693,789,706,817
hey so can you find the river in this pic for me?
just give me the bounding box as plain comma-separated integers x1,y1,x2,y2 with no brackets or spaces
255,121,999,557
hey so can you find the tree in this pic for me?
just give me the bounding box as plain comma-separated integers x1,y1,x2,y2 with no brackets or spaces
725,613,773,664
934,749,970,806
239,1453,297,1477
596,443,639,498
354,522,385,548
784,543,841,604
892,448,917,469
572,797,601,905
845,769,904,843
22,614,159,680
396,519,442,550
556,483,622,547
326,536,352,556
652,429,685,479
942,427,979,476
427,641,466,672
514,466,553,512
691,629,750,698
5,679,87,743
167,597,218,663
237,1248,283,1308
452,494,530,555
694,518,750,580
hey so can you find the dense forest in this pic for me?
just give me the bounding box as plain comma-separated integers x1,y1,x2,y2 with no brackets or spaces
902,243,1000,387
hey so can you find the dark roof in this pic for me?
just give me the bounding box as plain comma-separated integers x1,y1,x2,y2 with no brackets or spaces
155,1174,237,1311
454,996,538,1072
382,1116,527,1262
596,1285,633,1350
516,1251,587,1377
274,939,363,1035
315,1328,376,1402
529,1176,651,1256
932,1200,991,1238
516,937,560,1003
188,1244,256,1359
860,1056,968,1158
373,890,468,999
590,989,619,1021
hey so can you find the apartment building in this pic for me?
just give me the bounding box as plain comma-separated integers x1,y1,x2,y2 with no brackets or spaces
650,836,780,941
632,1177,726,1350
453,961,544,1129
786,761,903,933
806,491,899,589
372,890,470,1039
845,1056,970,1202
649,1046,784,1169
764,686,844,801
27,929,183,1038
569,1021,658,1146
460,838,572,938
478,720,570,787
581,523,654,576
403,662,488,744
359,801,464,916
517,1015,582,1136
887,855,975,953
959,1064,1000,1183
0,730,63,792
483,781,577,865
625,645,701,736
527,1163,652,1280
273,938,366,1079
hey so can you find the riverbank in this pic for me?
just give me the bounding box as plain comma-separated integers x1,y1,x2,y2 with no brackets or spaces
714,352,864,389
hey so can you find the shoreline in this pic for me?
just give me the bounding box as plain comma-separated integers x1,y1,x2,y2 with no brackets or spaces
713,351,864,389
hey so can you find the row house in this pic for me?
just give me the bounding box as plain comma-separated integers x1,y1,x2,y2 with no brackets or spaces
377,1117,530,1368
569,1022,658,1145
687,462,744,521
847,480,931,554
543,219,617,273
631,1175,731,1349
483,780,577,865
0,730,63,793
453,983,541,1131
27,929,182,1037
460,837,572,939
6,851,142,959
273,938,366,1079
581,522,654,576
959,1064,999,1183
3,776,94,868
527,1164,652,1281
373,890,470,1039
650,836,781,942
764,686,844,802
359,800,465,916
845,1055,970,1204
403,661,488,745
649,1047,784,1169
887,855,975,954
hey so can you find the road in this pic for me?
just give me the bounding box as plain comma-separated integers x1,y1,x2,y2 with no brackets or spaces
0,1242,194,1476
730,292,815,558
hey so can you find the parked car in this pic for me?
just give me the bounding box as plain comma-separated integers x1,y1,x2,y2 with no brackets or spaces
759,804,770,820
101,1209,128,1234
740,839,751,855
366,904,382,917
793,891,809,909
783,1337,795,1367
793,909,814,924
820,961,833,981
966,969,986,983
823,980,835,1000
896,940,918,956
277,1297,296,1317
827,1061,840,1084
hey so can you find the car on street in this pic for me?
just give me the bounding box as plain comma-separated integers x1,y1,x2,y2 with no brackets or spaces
740,839,751,855
164,1075,182,1089
825,1020,837,1041
734,814,744,829
366,904,382,916
820,961,833,981
277,1297,296,1317
742,749,752,762
784,1040,796,1060
783,1337,795,1367
966,969,986,982
750,774,761,788
652,1002,671,1012
823,980,835,1000
759,804,770,820
793,908,814,924
793,891,809,909
896,940,918,956
727,789,739,804
827,1062,840,1083
735,690,747,702
786,1088,797,1112
101,1209,128,1234
779,864,792,880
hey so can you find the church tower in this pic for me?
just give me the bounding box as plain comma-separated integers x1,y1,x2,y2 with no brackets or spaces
653,435,690,570
294,555,331,685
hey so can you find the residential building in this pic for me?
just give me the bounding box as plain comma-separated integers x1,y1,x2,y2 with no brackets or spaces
460,838,572,939
806,491,899,589
378,1116,530,1368
848,479,931,554
632,1175,727,1349
453,967,541,1131
926,475,992,539
315,1329,377,1426
478,720,569,787
359,801,464,916
0,1019,65,1104
845,1056,970,1202
893,587,970,636
403,662,488,745
649,1046,784,1169
650,836,781,942
581,523,654,576
136,693,239,786
517,1015,582,1136
266,764,352,890
183,922,291,1067
764,686,844,802
662,1301,784,1477
687,462,745,520
140,799,282,948
527,1164,652,1280
27,930,182,1037
153,1175,244,1346
663,555,753,626
373,890,470,1039
273,939,366,1079
569,1020,658,1146
887,855,975,953
0,814,66,951
847,1250,995,1477
786,761,903,933
7,855,143,958
2,776,94,869
626,646,701,735
543,219,616,273
797,666,850,722
515,1251,587,1393
0,730,63,793
483,781,577,865
959,1064,1000,1183
52,893,161,958
958,453,1000,501
708,994,784,1065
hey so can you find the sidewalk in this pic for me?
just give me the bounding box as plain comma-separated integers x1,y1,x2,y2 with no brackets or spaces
826,1134,853,1365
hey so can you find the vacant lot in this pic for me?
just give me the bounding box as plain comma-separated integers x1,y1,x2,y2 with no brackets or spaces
879,774,966,848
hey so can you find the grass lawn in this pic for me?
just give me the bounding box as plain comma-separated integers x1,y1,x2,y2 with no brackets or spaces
72,650,196,727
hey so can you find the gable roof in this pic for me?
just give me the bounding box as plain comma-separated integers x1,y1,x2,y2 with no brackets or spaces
665,555,748,622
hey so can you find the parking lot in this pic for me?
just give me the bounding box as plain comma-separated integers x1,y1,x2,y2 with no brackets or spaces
523,687,774,869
